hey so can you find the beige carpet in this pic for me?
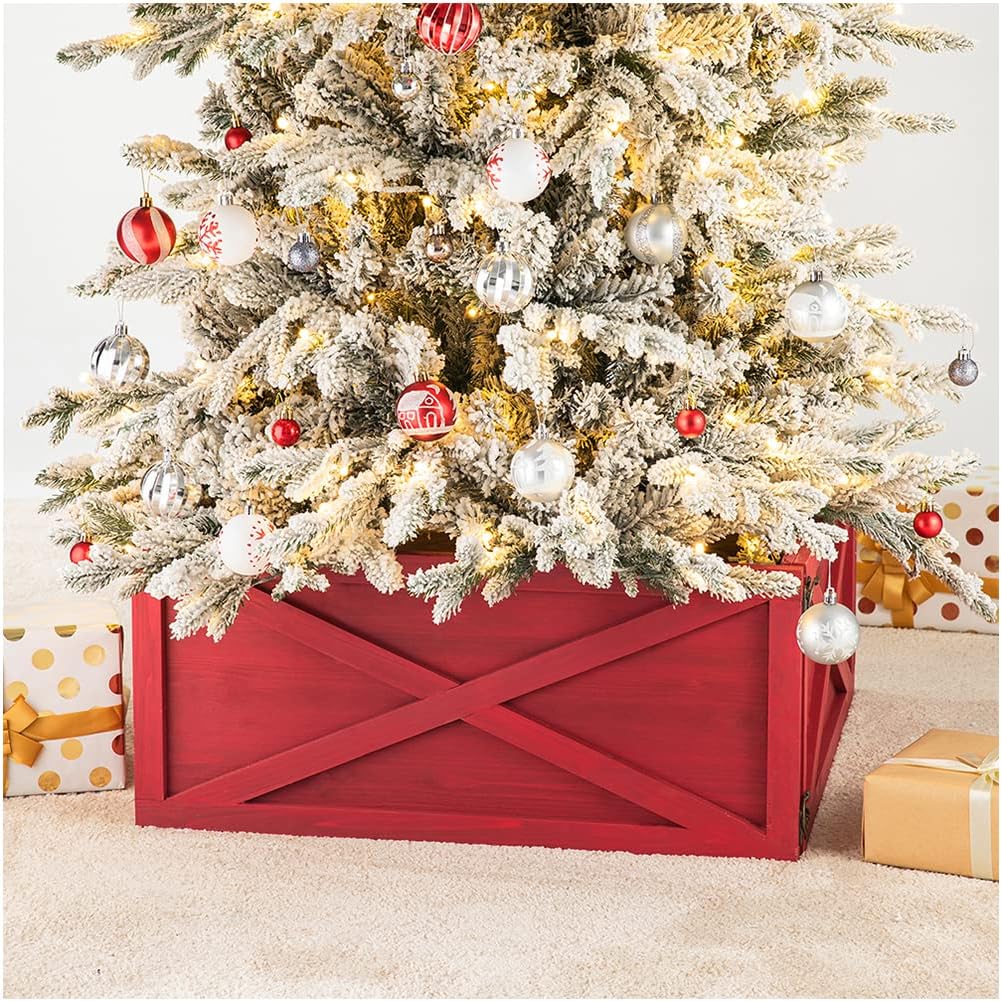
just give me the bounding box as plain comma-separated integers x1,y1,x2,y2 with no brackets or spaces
3,500,998,999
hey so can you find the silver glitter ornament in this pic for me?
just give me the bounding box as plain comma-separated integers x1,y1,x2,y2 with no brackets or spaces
510,435,575,503
90,323,150,388
392,60,421,101
786,272,849,342
425,222,453,263
796,585,860,665
474,250,534,313
948,347,979,387
287,232,320,273
624,202,685,265
140,453,187,517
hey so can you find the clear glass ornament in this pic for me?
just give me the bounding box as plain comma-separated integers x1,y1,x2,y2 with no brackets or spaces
786,272,849,342
948,347,979,387
91,323,150,388
796,585,860,664
287,232,320,273
425,222,453,263
392,59,421,101
140,453,187,517
474,250,534,313
624,202,686,265
510,434,575,503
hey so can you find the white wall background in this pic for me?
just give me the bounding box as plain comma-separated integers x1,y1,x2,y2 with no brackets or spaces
4,3,998,500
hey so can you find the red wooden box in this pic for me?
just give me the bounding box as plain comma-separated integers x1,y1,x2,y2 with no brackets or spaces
132,533,855,858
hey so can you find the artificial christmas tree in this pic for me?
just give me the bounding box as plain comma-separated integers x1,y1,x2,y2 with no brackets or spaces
25,4,998,851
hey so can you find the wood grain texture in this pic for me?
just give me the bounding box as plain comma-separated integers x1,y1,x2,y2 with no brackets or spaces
132,532,856,858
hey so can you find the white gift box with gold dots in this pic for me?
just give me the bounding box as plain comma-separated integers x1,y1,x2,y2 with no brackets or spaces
857,471,999,634
3,601,125,796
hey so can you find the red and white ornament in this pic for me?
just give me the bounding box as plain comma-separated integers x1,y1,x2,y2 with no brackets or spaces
198,193,258,266
395,379,458,442
269,416,302,447
416,2,482,54
913,506,943,539
486,135,552,204
675,407,706,439
116,192,176,265
218,511,275,576
224,124,252,150
69,541,93,564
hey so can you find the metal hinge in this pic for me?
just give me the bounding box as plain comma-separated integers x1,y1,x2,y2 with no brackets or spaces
799,790,811,847
801,574,820,611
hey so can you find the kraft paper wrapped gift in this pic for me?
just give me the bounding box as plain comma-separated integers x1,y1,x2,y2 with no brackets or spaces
3,601,125,796
857,470,998,633
863,729,999,880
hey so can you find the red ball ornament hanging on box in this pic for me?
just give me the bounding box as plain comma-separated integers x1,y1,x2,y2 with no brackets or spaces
270,416,302,448
913,503,943,539
396,379,458,442
116,192,176,265
675,406,706,439
69,540,93,564
416,3,482,54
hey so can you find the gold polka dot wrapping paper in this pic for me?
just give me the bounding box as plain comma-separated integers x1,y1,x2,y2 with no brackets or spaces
857,470,999,634
3,601,125,796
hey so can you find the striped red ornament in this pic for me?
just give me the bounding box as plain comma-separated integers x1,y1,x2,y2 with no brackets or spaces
116,193,176,265
416,3,482,54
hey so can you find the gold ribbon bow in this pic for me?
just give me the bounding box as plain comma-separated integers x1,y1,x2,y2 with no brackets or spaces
857,533,998,628
886,748,999,880
3,695,124,795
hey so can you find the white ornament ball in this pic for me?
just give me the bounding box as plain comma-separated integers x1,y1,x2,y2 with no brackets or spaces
485,136,552,204
474,250,534,313
786,276,849,342
511,437,575,503
218,512,275,576
624,202,685,265
198,196,258,266
795,587,860,665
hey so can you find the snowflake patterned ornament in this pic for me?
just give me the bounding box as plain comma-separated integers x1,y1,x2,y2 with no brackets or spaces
395,379,458,442
486,134,552,204
796,578,860,665
198,193,257,266
218,510,275,576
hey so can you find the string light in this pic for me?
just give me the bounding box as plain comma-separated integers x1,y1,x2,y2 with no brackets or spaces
318,501,336,516
672,46,691,60
836,473,850,486
723,411,741,426
729,133,744,148
855,241,868,253
800,89,824,112
697,154,712,172
420,194,434,209
343,172,359,186
465,304,480,319
693,542,707,555
766,436,781,452
275,115,292,131
364,291,377,305
480,528,494,548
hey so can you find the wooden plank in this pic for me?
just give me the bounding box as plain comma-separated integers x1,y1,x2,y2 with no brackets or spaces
132,593,167,802
169,596,764,814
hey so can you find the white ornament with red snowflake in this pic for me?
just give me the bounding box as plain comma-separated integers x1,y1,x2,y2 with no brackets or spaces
486,134,551,204
198,193,258,266
218,511,275,576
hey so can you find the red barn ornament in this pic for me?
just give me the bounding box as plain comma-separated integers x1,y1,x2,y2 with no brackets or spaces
396,379,458,442
416,3,482,54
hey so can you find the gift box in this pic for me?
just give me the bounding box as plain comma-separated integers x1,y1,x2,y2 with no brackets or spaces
857,470,998,633
3,601,125,796
863,729,998,880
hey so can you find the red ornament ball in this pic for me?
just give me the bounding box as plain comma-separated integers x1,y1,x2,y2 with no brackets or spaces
674,408,707,439
224,125,253,150
69,541,93,564
416,2,482,54
116,195,176,265
913,509,944,539
396,379,458,442
270,417,302,447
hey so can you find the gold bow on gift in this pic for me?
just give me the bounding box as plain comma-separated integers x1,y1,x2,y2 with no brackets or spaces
857,533,999,628
886,748,999,880
3,694,124,794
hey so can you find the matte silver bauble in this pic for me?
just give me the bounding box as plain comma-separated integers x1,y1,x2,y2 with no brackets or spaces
474,250,534,313
392,60,421,101
624,202,686,265
140,455,187,517
425,222,453,263
785,274,849,342
510,437,575,503
948,347,979,387
287,232,320,273
795,586,860,664
90,323,150,388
